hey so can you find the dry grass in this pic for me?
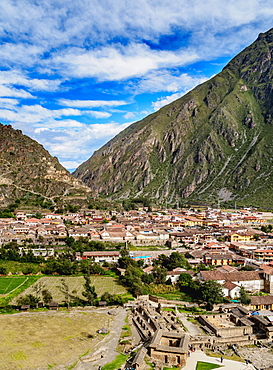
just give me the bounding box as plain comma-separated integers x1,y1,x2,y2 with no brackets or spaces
11,276,127,304
0,310,111,370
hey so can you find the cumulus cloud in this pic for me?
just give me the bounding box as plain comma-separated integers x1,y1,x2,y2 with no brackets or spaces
50,43,199,80
1,0,273,170
29,121,132,169
0,98,19,109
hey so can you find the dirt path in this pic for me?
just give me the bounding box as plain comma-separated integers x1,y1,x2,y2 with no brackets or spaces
74,307,127,370
175,306,201,336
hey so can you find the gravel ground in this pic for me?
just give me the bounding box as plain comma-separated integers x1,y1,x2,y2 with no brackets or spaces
238,347,273,369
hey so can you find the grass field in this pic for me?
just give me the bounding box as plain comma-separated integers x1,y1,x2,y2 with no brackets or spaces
195,362,222,370
0,276,41,308
0,277,28,294
12,276,128,304
0,310,112,370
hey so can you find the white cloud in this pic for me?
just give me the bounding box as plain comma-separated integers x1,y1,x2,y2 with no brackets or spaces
0,98,19,109
0,104,83,124
0,1,272,79
28,120,133,169
50,43,199,81
1,0,273,171
60,160,83,170
86,111,111,118
131,70,209,94
58,99,128,108
123,112,135,119
152,93,182,111
0,70,63,92
0,85,33,99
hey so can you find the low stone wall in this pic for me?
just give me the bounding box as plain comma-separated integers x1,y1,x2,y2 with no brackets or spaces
148,295,197,307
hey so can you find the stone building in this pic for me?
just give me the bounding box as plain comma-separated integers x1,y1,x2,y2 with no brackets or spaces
149,329,189,368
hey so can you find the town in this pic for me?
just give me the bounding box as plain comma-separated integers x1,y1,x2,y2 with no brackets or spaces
1,206,273,368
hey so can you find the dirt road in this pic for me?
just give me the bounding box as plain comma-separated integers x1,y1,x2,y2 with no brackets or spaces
75,307,128,370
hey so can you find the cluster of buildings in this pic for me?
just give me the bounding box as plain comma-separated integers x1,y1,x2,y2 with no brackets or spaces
129,297,273,370
0,207,271,247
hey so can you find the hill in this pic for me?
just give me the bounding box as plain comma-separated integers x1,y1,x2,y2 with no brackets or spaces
0,123,91,209
73,28,273,209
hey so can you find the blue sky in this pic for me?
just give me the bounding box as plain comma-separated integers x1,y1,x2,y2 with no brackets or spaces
0,0,273,170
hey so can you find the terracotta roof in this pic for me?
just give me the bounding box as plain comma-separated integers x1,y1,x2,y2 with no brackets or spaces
204,253,234,259
82,251,120,257
260,265,273,275
217,265,237,273
200,270,263,282
251,295,273,305
222,281,238,290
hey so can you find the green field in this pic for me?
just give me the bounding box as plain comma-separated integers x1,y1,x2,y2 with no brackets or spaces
196,362,222,370
12,276,128,304
0,277,28,294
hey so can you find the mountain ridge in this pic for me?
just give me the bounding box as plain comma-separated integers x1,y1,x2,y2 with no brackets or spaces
0,123,91,208
73,28,273,208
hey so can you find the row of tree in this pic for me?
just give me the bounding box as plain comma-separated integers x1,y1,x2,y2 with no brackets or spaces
16,275,128,309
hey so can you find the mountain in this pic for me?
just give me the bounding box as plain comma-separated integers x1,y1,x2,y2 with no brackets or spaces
0,124,91,208
73,28,273,209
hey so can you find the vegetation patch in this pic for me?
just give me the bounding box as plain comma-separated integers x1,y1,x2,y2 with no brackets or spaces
12,276,127,305
101,353,128,370
195,361,222,370
0,276,28,295
0,276,40,307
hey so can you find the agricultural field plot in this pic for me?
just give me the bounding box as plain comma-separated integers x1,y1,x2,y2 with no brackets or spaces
0,310,111,370
12,276,127,304
0,277,28,295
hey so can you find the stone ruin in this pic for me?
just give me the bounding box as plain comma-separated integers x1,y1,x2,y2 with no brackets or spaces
129,299,273,369
130,301,189,369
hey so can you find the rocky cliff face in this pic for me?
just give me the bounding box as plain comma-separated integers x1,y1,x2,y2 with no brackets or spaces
0,124,90,207
73,28,273,208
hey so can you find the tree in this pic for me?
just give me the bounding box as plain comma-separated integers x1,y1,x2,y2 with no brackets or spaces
178,272,193,288
32,281,45,307
82,275,97,305
58,278,71,308
141,273,154,285
41,289,53,304
201,280,224,308
156,252,190,271
239,286,251,305
17,294,39,308
0,266,7,275
152,266,167,284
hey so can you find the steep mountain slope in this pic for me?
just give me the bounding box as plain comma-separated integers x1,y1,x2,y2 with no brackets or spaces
0,124,90,207
73,28,273,208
